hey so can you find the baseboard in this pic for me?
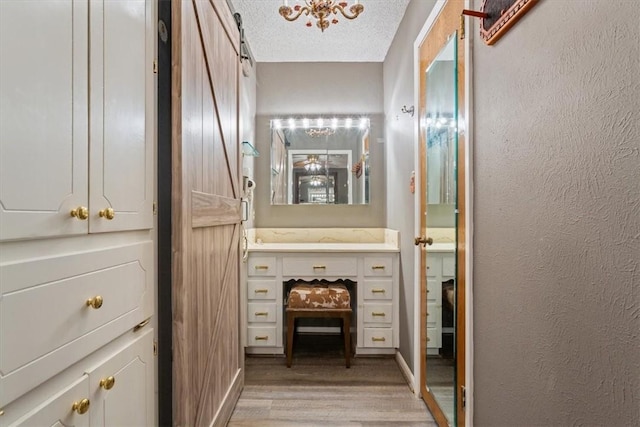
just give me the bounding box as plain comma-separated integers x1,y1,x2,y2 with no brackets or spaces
210,368,243,427
395,350,416,395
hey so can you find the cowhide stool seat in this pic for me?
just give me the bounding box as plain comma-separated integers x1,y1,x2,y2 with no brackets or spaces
286,283,352,368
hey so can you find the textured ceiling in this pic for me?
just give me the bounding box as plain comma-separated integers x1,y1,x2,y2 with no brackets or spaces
228,0,411,62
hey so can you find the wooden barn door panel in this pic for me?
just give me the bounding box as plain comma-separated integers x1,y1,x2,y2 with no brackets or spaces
172,1,242,426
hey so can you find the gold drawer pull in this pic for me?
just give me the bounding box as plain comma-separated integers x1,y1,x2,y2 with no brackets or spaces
371,289,386,294
254,335,269,341
371,312,386,317
254,289,269,294
100,376,116,390
72,398,90,415
254,311,269,316
70,206,89,220
371,265,385,270
254,265,269,270
86,295,103,309
371,337,386,342
99,207,115,220
312,265,326,269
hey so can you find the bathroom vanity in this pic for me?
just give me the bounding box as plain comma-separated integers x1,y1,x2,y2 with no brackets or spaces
244,228,400,356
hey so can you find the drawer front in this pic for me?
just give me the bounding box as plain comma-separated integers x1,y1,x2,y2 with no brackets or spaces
0,242,152,406
363,303,393,324
426,254,441,277
248,256,276,277
247,326,277,347
247,279,277,300
426,302,441,329
442,254,455,277
282,257,357,277
363,256,393,277
363,280,393,300
427,277,441,303
363,328,393,348
427,327,441,348
7,375,90,427
247,302,277,323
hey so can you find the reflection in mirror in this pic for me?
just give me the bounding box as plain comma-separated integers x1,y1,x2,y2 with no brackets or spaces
270,117,370,205
424,33,457,424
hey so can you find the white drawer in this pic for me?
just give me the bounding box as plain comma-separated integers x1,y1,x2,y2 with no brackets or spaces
247,302,277,323
427,327,441,349
426,255,441,277
426,302,441,329
247,279,277,300
363,256,393,277
363,303,393,324
427,277,441,303
0,242,152,407
363,280,392,300
442,254,455,277
247,326,277,347
282,256,357,277
363,328,393,348
248,256,277,276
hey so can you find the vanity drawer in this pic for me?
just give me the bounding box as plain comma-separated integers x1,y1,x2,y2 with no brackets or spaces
426,302,441,329
363,328,393,348
363,303,393,324
248,256,277,276
427,327,441,348
247,279,277,300
247,326,277,347
363,256,393,277
363,280,393,300
426,255,441,277
282,256,357,277
247,302,277,323
442,254,455,277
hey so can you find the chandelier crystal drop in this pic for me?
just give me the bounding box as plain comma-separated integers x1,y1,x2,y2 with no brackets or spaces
279,0,364,32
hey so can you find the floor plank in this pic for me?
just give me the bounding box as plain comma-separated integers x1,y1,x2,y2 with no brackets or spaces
229,337,436,426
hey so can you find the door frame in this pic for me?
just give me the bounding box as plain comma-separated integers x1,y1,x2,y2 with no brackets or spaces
412,0,474,425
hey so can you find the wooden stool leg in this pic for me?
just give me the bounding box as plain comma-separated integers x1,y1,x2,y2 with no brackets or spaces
343,312,351,368
286,311,295,368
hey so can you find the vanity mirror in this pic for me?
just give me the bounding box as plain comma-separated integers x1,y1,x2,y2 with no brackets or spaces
270,117,370,205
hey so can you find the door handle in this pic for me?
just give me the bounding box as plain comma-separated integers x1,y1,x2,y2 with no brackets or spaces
414,236,433,247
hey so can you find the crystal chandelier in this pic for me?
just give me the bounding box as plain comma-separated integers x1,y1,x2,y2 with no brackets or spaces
279,1,364,32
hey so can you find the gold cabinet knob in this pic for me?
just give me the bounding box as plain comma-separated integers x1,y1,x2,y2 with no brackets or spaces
100,376,115,390
71,398,90,415
86,295,103,309
70,206,89,220
98,207,115,220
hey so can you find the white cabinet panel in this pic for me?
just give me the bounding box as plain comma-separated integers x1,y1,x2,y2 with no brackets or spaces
89,0,154,233
88,329,154,427
0,0,89,241
363,256,393,276
282,256,357,277
247,257,276,277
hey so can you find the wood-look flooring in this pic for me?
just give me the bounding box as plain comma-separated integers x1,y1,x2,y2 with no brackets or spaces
229,335,436,426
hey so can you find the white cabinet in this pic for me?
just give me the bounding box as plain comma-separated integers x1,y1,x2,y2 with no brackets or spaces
245,250,400,355
426,251,455,351
2,330,154,427
0,0,154,241
0,0,156,421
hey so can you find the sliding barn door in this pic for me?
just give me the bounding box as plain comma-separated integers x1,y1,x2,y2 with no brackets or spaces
172,1,242,425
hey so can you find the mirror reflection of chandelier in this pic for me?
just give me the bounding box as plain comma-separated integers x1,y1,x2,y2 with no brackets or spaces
305,127,335,137
304,155,323,172
309,176,324,187
278,0,364,32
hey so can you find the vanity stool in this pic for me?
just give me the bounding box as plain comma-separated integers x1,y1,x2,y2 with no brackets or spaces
286,282,352,368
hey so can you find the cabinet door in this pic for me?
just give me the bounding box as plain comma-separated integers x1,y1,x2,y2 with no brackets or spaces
0,0,89,241
89,0,154,233
88,329,155,427
8,376,90,427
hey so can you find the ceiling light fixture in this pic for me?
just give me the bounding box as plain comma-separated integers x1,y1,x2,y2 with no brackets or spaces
279,0,364,32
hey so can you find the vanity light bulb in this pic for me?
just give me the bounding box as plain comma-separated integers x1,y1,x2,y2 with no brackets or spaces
317,118,324,127
345,118,352,128
435,122,442,128
273,119,282,129
303,118,310,129
359,118,367,129
426,117,433,125
331,118,338,129
288,118,296,129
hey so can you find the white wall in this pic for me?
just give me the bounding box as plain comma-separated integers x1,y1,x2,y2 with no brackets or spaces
254,62,386,227
472,1,640,425
383,0,437,373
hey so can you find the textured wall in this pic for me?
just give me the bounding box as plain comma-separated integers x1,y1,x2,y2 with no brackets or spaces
253,62,386,227
472,1,640,425
383,0,437,374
